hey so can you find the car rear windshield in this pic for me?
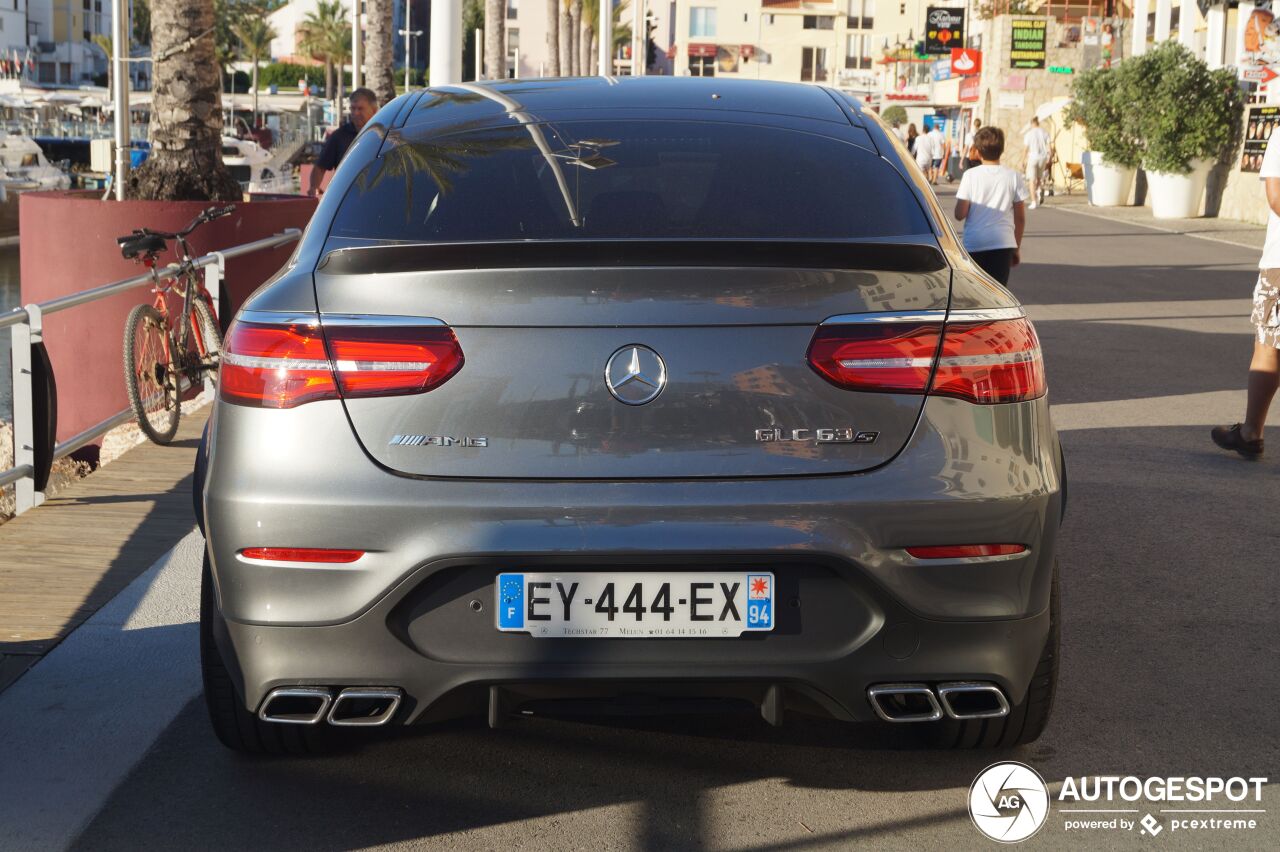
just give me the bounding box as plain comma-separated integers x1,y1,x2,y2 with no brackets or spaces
327,120,932,243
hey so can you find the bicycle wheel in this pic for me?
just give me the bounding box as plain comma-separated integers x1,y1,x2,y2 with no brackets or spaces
187,296,222,385
124,303,180,444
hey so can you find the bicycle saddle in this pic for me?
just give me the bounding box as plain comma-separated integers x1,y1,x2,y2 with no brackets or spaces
117,232,168,260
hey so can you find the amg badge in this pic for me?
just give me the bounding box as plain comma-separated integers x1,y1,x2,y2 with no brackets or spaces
389,434,489,448
754,428,879,444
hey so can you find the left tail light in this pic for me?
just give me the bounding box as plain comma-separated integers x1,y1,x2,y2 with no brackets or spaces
220,318,464,409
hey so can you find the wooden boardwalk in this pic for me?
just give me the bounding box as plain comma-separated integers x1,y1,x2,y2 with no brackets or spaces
0,411,207,693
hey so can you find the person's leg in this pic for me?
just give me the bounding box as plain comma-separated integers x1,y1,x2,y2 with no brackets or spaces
969,250,1013,286
1243,341,1280,442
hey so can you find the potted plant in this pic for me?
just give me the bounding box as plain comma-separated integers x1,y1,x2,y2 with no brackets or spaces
1069,64,1141,207
1123,42,1242,219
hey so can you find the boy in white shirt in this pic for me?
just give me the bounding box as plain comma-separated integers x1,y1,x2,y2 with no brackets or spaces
954,126,1028,286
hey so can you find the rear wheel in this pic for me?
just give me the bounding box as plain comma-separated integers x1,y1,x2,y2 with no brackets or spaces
926,560,1060,750
200,551,330,755
187,296,222,385
123,303,180,444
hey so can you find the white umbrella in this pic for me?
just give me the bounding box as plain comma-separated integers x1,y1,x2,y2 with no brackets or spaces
1035,97,1073,123
45,91,84,104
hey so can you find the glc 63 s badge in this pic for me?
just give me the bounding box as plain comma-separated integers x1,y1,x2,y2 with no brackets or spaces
754,428,879,444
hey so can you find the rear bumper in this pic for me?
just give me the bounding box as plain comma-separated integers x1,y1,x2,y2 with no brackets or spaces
204,392,1063,721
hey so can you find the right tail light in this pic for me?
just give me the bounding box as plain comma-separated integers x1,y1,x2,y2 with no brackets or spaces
807,316,1045,405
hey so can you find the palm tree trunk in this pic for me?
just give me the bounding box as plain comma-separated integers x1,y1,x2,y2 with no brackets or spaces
569,0,581,75
484,0,506,80
251,61,259,126
365,0,397,103
559,6,572,75
546,0,560,75
127,0,239,200
324,60,333,101
580,21,592,76
591,32,599,75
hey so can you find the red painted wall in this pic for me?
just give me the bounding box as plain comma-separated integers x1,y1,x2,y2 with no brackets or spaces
19,191,317,443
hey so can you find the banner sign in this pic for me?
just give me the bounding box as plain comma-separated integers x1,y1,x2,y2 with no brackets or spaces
951,47,981,75
959,75,980,102
1243,105,1280,172
1240,3,1280,84
926,8,965,55
933,58,952,80
716,45,740,73
1010,19,1048,69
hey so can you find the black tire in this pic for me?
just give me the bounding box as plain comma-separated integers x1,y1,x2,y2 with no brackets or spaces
926,560,1060,750
188,296,222,385
200,551,330,755
193,422,209,536
123,303,180,445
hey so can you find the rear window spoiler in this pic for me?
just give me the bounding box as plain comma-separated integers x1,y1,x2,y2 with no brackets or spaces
317,240,948,276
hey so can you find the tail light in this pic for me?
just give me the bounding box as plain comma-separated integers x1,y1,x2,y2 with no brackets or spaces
807,315,1045,404
240,547,366,563
221,317,464,409
905,544,1026,559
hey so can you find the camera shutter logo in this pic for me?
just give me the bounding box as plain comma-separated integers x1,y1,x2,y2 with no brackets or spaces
969,762,1050,843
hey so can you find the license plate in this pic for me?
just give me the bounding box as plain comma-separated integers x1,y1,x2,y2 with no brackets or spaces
495,572,775,638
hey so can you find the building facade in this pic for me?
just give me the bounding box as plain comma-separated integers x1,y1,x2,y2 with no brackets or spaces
26,0,111,85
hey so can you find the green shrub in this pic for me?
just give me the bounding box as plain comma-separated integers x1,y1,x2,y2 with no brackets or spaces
1068,64,1141,169
255,61,326,91
881,105,908,128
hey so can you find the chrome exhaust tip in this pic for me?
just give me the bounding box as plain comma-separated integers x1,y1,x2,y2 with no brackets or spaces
937,682,1010,720
258,687,332,725
326,687,403,727
867,683,944,723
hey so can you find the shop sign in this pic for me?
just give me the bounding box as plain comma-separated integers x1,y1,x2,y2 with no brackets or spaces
925,8,965,55
998,91,1026,110
959,75,980,102
1244,67,1280,84
716,45,740,72
1240,5,1280,84
1242,105,1280,172
933,58,952,80
885,93,930,101
1010,19,1048,69
1049,65,1074,74
951,47,981,75
688,43,716,58
1002,74,1027,90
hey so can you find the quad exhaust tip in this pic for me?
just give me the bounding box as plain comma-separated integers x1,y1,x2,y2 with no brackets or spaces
327,687,403,727
258,687,333,725
867,682,1010,723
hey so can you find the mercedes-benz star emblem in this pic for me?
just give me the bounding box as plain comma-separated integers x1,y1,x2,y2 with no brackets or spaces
604,345,667,405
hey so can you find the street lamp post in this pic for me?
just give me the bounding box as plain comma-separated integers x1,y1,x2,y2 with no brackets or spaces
400,2,423,90
352,0,362,90
598,0,612,75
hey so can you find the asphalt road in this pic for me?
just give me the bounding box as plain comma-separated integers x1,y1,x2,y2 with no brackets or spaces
3,193,1278,851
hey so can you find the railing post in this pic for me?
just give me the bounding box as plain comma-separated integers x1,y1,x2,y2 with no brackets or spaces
204,252,226,401
11,304,44,514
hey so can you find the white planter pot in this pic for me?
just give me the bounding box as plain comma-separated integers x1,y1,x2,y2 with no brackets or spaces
1145,160,1213,219
1082,151,1135,207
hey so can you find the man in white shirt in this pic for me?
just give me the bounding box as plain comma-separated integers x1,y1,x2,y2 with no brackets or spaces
1212,127,1280,458
1022,116,1051,209
927,123,947,184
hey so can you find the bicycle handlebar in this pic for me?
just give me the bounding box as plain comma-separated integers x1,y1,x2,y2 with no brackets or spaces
117,204,237,261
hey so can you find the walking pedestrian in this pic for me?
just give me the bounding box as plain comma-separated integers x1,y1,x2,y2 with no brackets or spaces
953,126,1027,287
1023,116,1051,209
914,121,933,177
906,123,920,157
1212,127,1280,458
964,118,983,170
307,88,379,197
927,121,946,184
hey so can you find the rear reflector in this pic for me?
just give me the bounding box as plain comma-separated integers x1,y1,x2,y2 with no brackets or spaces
220,319,464,408
807,316,1045,404
905,544,1026,559
240,547,365,563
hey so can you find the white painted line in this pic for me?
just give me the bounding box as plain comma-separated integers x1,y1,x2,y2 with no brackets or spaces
0,530,203,852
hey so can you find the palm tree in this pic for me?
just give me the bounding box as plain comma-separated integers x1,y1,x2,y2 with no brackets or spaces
297,0,348,101
233,17,276,125
128,0,240,200
568,0,582,75
546,0,560,75
580,0,629,76
559,0,573,75
484,0,506,79
133,0,151,47
365,0,396,103
92,33,113,93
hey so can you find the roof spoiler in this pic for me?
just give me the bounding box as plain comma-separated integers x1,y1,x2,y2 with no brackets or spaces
317,239,948,275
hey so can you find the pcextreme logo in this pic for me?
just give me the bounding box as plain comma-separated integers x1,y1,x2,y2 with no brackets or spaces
968,764,1270,843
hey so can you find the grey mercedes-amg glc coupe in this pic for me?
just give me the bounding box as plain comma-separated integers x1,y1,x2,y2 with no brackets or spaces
198,77,1064,754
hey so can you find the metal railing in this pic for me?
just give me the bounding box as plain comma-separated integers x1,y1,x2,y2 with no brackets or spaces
0,226,302,516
